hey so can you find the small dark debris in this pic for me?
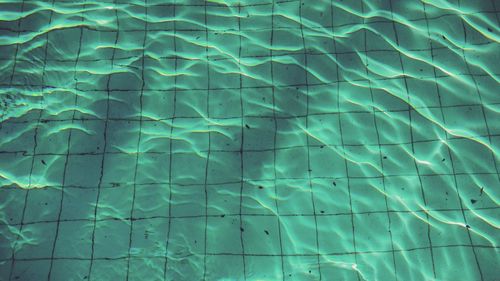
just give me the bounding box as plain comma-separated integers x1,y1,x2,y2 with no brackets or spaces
320,145,325,148
258,186,263,189
221,214,225,218
289,274,292,277
332,181,336,186
111,182,120,187
44,202,48,206
470,199,477,204
41,159,46,165
320,210,325,214
83,276,88,279
308,169,312,172
194,240,197,244
245,124,250,129
309,270,312,273
466,224,471,229
264,230,269,235
383,156,387,159
196,36,200,39
480,187,484,196
419,69,423,72
442,35,446,40
240,227,244,232
487,27,492,32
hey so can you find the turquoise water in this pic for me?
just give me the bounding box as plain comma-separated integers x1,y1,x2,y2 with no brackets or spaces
0,0,499,280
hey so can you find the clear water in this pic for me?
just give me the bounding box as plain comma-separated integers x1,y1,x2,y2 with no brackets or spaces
0,0,499,280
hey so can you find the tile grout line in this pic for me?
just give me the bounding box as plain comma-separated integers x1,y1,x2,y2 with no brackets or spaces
87,0,120,279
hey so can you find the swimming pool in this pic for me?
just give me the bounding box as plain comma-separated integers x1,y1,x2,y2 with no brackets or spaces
0,0,499,280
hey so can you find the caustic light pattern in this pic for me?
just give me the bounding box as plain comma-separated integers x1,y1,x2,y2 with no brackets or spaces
0,0,499,281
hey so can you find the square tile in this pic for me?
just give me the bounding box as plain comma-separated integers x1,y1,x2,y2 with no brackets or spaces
49,259,90,281
54,220,93,258
208,89,242,118
280,216,317,255
132,184,169,218
94,220,130,258
243,117,275,150
24,188,62,223
306,114,341,147
312,178,350,214
242,215,281,255
207,183,241,215
309,146,346,178
449,138,496,174
350,177,387,213
130,217,168,257
171,152,207,185
65,154,102,187
353,212,392,252
15,221,57,259
61,187,97,220
245,255,284,280
273,55,306,86
275,147,308,179
102,153,138,185
69,120,105,153
135,152,170,184
10,260,51,281
433,246,481,281
277,179,313,215
339,112,377,145
242,87,274,117
206,216,242,254
96,184,133,219
276,117,307,148
170,185,204,217
394,249,435,281
242,150,274,180
205,254,244,280
243,178,279,214
317,214,355,254
429,210,470,246
90,259,127,281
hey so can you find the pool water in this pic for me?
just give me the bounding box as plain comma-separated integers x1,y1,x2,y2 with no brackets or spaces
0,0,499,280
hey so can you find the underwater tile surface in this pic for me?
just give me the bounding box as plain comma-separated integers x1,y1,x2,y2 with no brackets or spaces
0,0,499,280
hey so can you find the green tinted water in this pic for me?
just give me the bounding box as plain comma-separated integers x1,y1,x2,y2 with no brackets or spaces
0,0,499,280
